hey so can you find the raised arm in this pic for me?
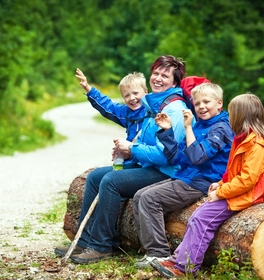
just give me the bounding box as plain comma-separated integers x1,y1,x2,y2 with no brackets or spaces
75,68,92,93
75,68,129,130
183,109,195,147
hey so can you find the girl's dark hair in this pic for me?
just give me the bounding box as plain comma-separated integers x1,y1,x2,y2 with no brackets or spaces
228,93,264,137
150,55,186,86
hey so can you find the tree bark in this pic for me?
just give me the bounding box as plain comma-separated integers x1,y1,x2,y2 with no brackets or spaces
63,168,264,279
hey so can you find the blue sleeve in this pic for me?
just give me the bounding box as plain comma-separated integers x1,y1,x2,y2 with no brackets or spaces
156,128,181,163
87,87,127,128
184,122,233,165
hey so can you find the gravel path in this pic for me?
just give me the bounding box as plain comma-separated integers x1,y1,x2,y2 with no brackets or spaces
0,102,124,258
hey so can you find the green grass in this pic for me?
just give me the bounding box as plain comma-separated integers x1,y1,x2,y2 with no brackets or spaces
60,247,259,279
0,82,121,156
39,199,67,223
17,221,32,238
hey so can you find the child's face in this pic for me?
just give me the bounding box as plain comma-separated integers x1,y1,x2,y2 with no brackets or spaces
149,66,176,93
120,85,147,111
193,93,222,120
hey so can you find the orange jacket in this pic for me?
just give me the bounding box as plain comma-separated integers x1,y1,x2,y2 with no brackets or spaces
216,132,264,211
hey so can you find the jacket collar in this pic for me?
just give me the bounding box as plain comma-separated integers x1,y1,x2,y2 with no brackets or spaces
197,111,229,126
235,131,264,154
142,87,183,113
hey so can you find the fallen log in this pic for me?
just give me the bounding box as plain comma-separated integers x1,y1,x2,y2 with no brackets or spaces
63,168,264,279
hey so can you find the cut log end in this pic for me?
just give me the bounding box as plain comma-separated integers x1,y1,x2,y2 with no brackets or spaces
251,221,264,279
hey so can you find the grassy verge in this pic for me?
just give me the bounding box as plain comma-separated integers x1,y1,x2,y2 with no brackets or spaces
0,83,121,156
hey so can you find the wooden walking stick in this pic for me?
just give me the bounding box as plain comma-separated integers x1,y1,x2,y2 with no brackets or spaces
61,194,99,264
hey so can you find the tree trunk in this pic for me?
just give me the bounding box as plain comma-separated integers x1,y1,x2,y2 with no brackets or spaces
63,168,264,279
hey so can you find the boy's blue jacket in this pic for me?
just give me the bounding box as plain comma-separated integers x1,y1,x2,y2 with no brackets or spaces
131,87,191,177
86,87,146,141
157,111,234,194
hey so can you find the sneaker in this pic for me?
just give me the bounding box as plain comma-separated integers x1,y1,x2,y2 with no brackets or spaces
70,247,113,264
54,245,84,257
150,258,185,278
134,254,170,268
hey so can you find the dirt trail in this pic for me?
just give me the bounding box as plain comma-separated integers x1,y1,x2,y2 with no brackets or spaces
0,102,124,259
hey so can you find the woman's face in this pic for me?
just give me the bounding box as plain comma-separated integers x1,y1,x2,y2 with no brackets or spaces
149,66,176,93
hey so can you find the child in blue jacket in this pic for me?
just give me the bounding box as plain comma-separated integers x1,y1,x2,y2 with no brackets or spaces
133,82,234,267
75,68,148,142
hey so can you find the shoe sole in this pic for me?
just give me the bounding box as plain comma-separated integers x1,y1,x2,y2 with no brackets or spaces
70,253,113,264
54,248,83,258
54,248,69,258
151,259,179,278
134,261,151,268
135,257,171,269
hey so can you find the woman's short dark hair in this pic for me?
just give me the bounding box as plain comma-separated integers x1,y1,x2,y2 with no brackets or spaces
150,55,186,86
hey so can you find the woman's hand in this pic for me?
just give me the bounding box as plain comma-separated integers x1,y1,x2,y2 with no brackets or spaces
155,113,172,130
113,138,132,159
75,68,92,93
113,138,131,151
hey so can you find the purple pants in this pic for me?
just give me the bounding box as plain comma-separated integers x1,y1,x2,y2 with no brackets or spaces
170,199,236,273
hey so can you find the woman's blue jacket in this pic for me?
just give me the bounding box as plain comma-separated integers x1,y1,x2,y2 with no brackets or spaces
157,111,234,194
131,87,192,178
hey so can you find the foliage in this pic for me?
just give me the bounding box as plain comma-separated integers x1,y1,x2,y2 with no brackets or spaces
0,0,264,154
209,248,259,280
59,247,259,279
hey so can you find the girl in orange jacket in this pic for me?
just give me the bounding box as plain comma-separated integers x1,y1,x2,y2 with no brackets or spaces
151,93,264,278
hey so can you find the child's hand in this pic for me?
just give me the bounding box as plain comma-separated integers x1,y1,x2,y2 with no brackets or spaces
208,182,220,193
75,68,92,92
207,190,220,202
155,113,172,130
182,109,193,128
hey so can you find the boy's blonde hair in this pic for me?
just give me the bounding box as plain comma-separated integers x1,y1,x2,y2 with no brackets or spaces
191,82,223,101
228,93,264,137
118,72,147,92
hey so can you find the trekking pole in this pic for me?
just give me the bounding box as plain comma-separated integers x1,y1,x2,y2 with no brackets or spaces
61,194,99,264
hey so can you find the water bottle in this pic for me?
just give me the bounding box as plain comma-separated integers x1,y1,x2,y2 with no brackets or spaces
113,151,124,170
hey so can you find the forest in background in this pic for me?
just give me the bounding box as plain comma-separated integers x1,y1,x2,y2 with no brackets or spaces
0,0,264,155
